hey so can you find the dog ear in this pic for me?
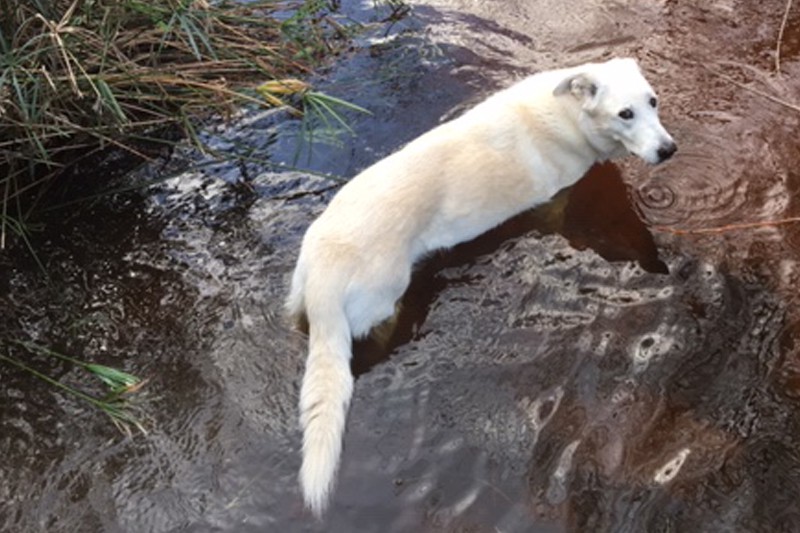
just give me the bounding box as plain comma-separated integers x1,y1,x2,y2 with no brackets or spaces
553,73,598,100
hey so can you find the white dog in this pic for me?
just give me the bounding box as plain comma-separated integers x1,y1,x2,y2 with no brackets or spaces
286,57,676,517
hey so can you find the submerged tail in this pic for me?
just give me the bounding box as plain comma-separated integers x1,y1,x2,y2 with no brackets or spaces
299,308,353,517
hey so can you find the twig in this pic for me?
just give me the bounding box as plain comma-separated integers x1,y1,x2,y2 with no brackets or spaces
701,65,800,113
776,0,794,75
654,216,800,235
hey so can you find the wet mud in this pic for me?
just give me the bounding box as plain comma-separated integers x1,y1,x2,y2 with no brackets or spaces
3,0,800,532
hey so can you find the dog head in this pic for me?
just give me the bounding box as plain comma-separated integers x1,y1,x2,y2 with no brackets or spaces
553,58,677,165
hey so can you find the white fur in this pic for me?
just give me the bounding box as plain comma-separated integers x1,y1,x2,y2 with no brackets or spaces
286,57,676,517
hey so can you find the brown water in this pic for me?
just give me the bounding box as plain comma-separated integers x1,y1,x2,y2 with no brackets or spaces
2,1,800,531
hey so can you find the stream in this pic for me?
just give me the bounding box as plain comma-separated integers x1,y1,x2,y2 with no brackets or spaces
3,0,800,531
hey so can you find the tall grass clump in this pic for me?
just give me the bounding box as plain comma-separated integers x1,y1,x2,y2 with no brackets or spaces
0,0,359,249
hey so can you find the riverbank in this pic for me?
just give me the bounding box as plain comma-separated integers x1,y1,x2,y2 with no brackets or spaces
0,0,379,251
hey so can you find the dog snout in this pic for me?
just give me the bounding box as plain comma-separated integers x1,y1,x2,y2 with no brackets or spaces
657,141,677,163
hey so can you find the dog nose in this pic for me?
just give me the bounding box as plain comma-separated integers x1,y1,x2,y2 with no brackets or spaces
657,142,677,162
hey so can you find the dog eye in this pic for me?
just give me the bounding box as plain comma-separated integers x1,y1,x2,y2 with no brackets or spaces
649,97,658,108
618,109,634,120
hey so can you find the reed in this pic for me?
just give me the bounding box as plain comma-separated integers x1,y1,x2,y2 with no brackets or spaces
2,340,149,435
0,0,359,248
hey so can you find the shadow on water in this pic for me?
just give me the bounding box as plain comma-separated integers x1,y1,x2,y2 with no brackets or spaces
3,0,800,532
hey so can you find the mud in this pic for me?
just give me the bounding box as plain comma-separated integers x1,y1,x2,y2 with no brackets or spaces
2,1,800,532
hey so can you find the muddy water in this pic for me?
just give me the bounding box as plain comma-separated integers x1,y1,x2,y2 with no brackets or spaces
3,1,800,532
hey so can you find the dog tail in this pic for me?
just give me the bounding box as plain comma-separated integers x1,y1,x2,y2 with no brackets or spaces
299,295,353,518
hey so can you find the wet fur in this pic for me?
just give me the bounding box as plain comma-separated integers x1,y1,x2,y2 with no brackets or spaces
286,57,676,517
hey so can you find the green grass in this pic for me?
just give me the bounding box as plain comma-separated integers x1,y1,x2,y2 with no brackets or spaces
255,77,372,161
2,341,148,435
0,0,370,249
